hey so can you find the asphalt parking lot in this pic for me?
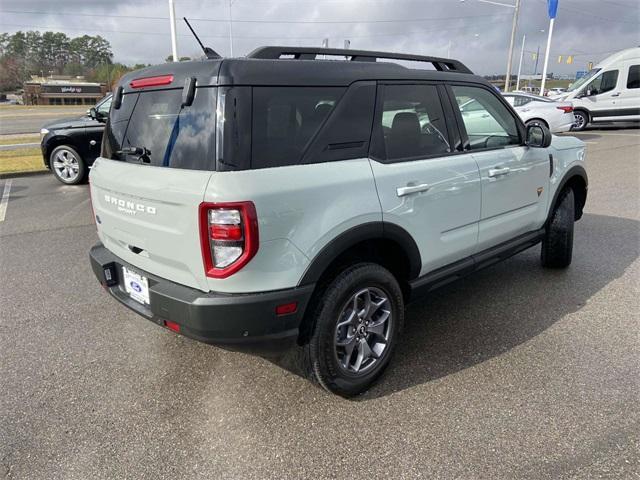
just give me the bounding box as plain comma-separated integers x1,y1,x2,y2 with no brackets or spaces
1,129,639,479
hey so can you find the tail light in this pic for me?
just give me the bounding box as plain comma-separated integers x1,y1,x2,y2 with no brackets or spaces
557,105,573,113
199,202,259,278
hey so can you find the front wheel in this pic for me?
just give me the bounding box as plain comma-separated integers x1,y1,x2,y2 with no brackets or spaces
541,188,575,268
50,145,87,185
571,110,589,131
303,263,404,397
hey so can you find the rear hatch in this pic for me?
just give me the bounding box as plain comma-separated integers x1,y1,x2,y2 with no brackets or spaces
90,81,217,292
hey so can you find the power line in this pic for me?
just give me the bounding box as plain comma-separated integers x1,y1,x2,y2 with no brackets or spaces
0,9,510,24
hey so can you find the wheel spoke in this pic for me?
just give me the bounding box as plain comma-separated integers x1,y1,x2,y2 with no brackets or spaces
336,309,357,329
366,297,387,321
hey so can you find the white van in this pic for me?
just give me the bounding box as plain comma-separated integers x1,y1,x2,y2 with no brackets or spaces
559,47,640,131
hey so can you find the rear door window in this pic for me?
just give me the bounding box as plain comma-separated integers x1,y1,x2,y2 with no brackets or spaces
251,87,344,169
374,84,451,161
104,87,216,170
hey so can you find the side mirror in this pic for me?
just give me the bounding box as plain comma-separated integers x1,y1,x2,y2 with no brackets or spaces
526,123,552,148
89,107,98,119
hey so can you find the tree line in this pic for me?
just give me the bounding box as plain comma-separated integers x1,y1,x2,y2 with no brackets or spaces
0,30,147,92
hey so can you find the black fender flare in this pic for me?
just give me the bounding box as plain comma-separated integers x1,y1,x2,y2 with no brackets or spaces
548,164,588,223
298,221,421,286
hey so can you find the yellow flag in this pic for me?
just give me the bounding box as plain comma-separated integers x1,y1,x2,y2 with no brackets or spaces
566,56,573,64
557,55,563,63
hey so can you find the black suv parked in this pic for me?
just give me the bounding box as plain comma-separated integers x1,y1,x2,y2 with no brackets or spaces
40,93,112,184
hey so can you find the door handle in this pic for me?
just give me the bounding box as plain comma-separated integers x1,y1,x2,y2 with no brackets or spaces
396,183,430,197
488,167,510,178
611,92,621,97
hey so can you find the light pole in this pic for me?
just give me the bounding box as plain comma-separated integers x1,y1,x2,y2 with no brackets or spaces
228,0,234,57
168,0,179,62
460,0,521,91
540,0,559,95
515,34,525,91
504,0,521,92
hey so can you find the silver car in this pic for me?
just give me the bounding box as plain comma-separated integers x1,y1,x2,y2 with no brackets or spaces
503,92,575,133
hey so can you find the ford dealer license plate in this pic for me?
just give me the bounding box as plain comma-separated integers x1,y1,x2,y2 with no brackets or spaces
122,267,150,305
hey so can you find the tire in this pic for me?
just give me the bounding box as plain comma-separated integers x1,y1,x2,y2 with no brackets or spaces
302,263,404,397
571,110,589,131
49,145,87,185
541,188,575,268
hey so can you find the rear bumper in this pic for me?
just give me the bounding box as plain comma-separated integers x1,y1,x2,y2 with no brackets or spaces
89,243,314,356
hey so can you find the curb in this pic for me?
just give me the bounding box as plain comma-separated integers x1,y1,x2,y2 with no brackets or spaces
0,170,49,180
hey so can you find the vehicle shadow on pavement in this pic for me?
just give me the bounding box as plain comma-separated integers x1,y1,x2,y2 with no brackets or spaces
358,213,639,399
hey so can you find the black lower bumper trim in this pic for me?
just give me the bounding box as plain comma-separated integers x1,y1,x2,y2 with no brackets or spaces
89,243,314,356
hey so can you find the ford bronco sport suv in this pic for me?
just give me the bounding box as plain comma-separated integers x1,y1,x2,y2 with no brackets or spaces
89,47,587,397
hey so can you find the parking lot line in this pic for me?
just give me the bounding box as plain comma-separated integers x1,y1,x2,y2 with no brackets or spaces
0,179,12,222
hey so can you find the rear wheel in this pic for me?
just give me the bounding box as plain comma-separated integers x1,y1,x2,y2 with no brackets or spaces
50,145,86,185
541,188,575,268
572,110,589,131
302,263,404,397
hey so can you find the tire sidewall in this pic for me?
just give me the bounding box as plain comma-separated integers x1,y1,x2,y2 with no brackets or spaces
310,263,404,396
50,145,86,185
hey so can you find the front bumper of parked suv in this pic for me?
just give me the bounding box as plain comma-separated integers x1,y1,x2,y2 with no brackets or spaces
89,243,314,356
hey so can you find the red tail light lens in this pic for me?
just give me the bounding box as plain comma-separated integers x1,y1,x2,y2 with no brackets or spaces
557,105,573,113
130,75,174,89
199,202,259,278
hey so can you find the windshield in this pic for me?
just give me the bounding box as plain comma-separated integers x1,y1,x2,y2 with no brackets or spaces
567,68,601,92
103,87,216,170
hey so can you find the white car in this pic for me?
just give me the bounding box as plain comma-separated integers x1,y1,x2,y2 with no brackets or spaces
502,93,575,133
547,87,567,99
459,93,574,134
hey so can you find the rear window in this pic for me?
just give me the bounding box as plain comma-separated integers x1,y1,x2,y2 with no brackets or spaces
251,87,345,169
103,87,216,170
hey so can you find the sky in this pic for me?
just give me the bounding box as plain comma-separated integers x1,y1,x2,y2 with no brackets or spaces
0,0,638,75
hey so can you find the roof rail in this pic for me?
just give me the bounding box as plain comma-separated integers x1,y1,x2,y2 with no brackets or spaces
246,46,473,74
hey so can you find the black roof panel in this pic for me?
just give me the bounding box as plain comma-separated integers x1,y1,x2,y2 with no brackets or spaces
117,47,488,93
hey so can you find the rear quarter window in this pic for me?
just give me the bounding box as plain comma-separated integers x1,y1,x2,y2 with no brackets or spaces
251,86,345,169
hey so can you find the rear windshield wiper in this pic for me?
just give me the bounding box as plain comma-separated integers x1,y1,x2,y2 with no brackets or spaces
115,146,151,163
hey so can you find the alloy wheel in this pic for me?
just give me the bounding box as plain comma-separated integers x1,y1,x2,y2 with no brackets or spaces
52,148,81,182
334,287,393,374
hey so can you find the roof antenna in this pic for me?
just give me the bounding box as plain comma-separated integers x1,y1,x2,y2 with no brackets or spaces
183,17,222,59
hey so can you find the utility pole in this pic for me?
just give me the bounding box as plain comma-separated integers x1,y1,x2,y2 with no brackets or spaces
515,33,525,91
504,0,521,92
168,0,179,62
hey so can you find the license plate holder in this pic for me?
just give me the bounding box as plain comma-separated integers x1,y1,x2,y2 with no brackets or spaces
122,266,150,305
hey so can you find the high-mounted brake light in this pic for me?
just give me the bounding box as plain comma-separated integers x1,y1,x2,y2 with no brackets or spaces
130,75,174,89
557,105,573,113
199,202,259,278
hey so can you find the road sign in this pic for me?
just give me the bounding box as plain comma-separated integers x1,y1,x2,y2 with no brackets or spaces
575,70,587,79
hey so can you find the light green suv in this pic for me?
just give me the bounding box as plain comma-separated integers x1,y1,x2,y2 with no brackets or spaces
89,47,587,396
